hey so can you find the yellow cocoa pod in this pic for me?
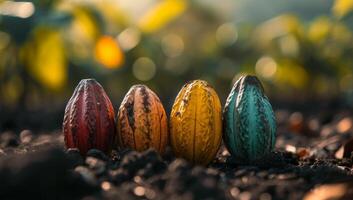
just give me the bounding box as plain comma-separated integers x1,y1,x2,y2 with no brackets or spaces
117,85,168,154
170,80,222,165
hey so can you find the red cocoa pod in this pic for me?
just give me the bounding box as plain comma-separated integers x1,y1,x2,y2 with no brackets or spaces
63,79,116,155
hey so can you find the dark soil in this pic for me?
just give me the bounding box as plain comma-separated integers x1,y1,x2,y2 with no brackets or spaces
1,110,353,200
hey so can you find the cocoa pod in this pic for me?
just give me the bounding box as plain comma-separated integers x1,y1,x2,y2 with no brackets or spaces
116,85,168,154
223,75,276,161
63,79,116,155
170,80,222,165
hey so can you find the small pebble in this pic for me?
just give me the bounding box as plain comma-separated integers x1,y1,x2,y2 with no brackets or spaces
101,181,112,191
134,176,142,183
86,157,106,175
134,186,145,196
86,149,109,161
75,166,97,185
66,148,84,167
19,130,33,144
230,187,240,198
239,191,251,200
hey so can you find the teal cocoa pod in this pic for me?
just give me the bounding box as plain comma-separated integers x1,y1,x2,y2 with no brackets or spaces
223,75,276,161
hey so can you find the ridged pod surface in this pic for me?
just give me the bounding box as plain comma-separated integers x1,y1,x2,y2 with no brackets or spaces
170,80,222,165
117,85,168,154
63,79,116,155
223,75,276,161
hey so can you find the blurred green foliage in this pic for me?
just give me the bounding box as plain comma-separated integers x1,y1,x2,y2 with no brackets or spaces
1,0,353,128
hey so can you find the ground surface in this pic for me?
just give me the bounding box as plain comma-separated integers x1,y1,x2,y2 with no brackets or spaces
1,110,353,200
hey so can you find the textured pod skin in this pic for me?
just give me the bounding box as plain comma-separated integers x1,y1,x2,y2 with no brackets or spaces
170,80,222,165
223,75,276,161
117,85,168,154
63,79,116,155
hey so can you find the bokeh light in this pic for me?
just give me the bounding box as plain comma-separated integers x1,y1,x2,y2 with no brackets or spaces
117,27,141,51
95,35,124,69
161,34,184,58
164,57,189,75
278,35,299,57
134,186,145,196
255,56,277,79
0,1,35,18
132,57,156,81
216,22,238,47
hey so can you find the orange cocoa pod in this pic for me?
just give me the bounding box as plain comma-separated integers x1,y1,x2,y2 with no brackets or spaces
117,85,168,154
63,79,116,155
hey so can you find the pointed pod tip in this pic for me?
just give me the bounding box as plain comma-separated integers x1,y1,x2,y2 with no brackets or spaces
239,75,264,91
185,79,206,84
185,79,214,89
129,84,155,95
80,78,97,82
78,78,101,86
131,84,149,89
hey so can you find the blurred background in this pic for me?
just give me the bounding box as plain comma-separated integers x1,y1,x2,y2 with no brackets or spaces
1,0,353,131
